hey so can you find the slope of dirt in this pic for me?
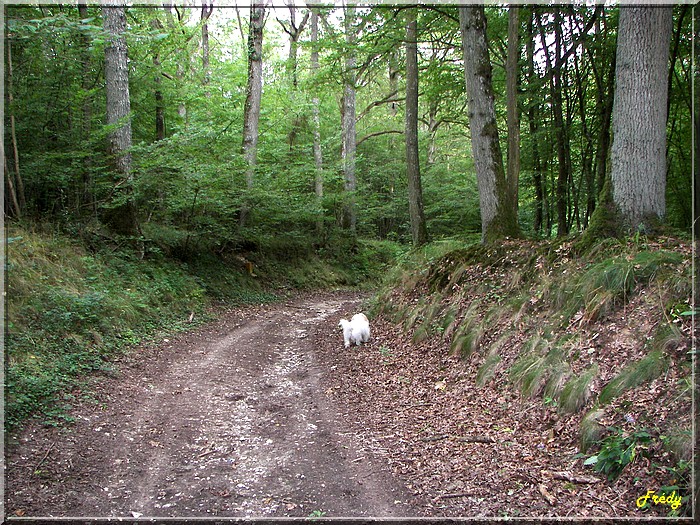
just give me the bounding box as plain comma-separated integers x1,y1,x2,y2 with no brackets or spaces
328,238,693,518
6,277,693,520
6,291,423,519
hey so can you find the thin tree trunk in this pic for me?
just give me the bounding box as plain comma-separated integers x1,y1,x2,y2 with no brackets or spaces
102,3,140,238
278,5,309,90
201,0,213,96
5,156,22,218
341,6,357,232
593,40,615,207
151,18,166,141
506,5,520,216
573,51,594,229
6,37,25,217
310,10,324,236
526,10,543,235
536,9,570,237
405,8,428,246
78,2,94,215
459,6,520,243
239,3,266,228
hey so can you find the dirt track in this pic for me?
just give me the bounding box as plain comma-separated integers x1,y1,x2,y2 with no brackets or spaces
6,292,421,518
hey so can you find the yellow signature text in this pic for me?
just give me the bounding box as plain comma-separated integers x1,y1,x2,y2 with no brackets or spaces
636,489,682,511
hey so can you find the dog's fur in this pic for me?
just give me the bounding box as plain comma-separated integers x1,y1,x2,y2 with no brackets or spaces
338,313,371,348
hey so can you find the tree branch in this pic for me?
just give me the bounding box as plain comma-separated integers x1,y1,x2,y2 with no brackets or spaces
357,130,404,147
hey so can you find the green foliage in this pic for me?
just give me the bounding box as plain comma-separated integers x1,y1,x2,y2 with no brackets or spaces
555,249,685,323
598,350,667,405
5,226,212,430
558,364,598,414
508,335,568,398
579,409,606,454
476,353,502,387
584,427,653,481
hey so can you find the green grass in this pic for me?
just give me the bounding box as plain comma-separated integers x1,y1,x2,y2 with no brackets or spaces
476,353,502,387
598,350,667,405
5,225,404,432
558,364,598,413
5,227,214,430
554,250,686,324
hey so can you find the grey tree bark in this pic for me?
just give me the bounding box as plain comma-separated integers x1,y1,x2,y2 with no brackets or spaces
405,8,428,246
341,6,357,232
239,4,266,228
459,6,520,243
610,6,673,232
102,3,139,238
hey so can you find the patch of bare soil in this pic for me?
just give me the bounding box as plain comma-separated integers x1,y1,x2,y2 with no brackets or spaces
6,291,423,519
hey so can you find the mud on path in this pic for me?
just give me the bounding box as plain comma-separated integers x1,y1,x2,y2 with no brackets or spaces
6,291,422,519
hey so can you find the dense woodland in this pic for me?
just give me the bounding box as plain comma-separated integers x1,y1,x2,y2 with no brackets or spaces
4,4,694,249
4,5,696,515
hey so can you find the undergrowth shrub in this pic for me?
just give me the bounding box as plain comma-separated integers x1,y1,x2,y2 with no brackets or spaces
584,427,654,481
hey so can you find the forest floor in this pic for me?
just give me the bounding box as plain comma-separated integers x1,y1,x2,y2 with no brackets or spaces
5,289,691,519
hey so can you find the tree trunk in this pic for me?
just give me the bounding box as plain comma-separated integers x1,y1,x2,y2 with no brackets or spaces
5,36,25,218
525,10,543,235
201,0,213,96
278,6,309,90
310,10,324,236
505,5,520,217
405,8,428,246
163,5,187,125
151,18,166,141
459,6,520,243
102,3,139,238
278,6,309,151
610,6,673,232
341,6,357,232
239,4,266,228
78,2,94,216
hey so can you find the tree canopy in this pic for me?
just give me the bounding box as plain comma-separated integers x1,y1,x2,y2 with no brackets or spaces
4,5,692,252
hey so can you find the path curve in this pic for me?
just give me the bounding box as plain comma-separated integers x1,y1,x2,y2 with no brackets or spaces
7,292,419,518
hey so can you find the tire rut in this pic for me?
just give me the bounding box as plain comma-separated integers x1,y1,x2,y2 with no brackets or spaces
6,292,418,518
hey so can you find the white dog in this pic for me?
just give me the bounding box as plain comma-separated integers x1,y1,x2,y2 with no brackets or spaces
338,313,371,348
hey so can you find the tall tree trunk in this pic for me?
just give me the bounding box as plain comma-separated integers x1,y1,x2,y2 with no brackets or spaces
459,6,520,243
278,5,309,90
151,18,166,141
405,8,428,246
536,9,570,237
310,10,324,236
201,0,213,96
239,3,266,228
278,5,309,151
506,5,520,217
78,2,94,216
341,6,357,232
525,10,543,235
102,3,139,238
590,21,615,211
579,6,673,250
5,36,25,217
610,6,673,232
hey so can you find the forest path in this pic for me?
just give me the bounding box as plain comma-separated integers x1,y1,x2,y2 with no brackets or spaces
7,291,420,519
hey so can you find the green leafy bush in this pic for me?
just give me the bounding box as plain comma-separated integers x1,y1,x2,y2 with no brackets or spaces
584,428,653,481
